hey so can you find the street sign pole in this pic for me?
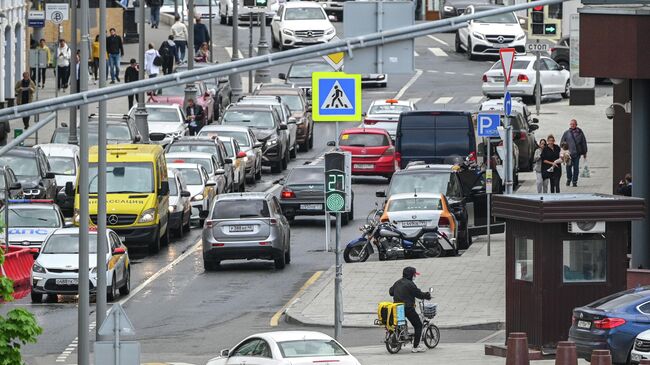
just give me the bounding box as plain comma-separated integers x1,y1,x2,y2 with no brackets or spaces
136,0,149,142
230,0,243,100
485,161,492,257
248,10,254,93
535,39,541,116
499,48,515,195
209,0,214,63
334,211,342,340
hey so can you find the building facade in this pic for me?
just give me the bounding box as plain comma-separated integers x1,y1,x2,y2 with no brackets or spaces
0,0,28,107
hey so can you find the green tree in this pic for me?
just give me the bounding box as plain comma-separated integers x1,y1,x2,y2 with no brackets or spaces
0,252,42,365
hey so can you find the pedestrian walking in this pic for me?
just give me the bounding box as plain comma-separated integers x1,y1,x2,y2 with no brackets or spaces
107,28,125,84
35,39,51,88
147,0,163,28
171,14,188,63
541,134,562,193
159,35,177,75
560,119,588,187
91,35,108,84
617,173,632,197
124,58,140,110
56,39,71,91
15,72,36,129
185,98,205,135
0,119,10,146
194,42,210,63
533,138,547,193
74,50,81,92
144,43,161,95
193,17,211,53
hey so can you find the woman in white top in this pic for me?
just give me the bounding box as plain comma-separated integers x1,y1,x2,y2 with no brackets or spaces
144,43,161,95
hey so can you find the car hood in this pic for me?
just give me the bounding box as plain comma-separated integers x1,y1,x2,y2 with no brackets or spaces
148,122,185,135
55,175,76,188
9,227,58,245
87,194,157,216
37,253,109,271
17,177,42,189
252,129,277,141
471,22,524,36
283,19,333,31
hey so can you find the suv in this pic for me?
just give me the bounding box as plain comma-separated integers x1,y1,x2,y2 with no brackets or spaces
221,105,289,173
271,1,336,51
237,95,298,158
550,36,570,70
0,147,57,199
51,116,142,145
455,5,526,60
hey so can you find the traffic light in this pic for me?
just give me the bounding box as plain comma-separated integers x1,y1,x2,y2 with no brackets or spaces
324,151,351,213
527,2,561,39
531,6,544,35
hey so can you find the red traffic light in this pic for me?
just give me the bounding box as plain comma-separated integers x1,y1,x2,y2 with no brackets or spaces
533,5,544,11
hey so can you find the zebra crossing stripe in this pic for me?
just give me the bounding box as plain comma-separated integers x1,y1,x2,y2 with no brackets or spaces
434,96,454,104
428,47,448,57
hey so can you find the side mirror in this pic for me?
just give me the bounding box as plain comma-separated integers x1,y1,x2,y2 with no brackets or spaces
237,151,246,158
160,181,170,195
278,72,286,80
206,180,217,187
134,135,142,142
254,142,263,148
328,15,337,21
326,141,336,147
45,172,56,179
361,112,367,117
215,168,226,175
181,190,191,197
518,17,525,25
224,158,233,164
272,15,280,21
29,248,39,259
279,124,288,130
149,132,166,142
9,182,21,190
529,124,539,132
65,181,75,196
112,247,126,255
375,191,386,198
288,117,297,124
306,106,312,112
61,122,69,128
220,349,230,357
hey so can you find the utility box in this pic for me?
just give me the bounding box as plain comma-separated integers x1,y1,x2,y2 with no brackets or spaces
493,193,645,349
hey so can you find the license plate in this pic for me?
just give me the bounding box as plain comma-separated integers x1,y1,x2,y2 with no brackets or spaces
229,225,254,232
354,164,374,169
493,43,509,48
402,220,428,228
302,38,318,43
55,278,78,285
493,77,505,82
300,204,322,210
632,353,642,362
577,320,591,329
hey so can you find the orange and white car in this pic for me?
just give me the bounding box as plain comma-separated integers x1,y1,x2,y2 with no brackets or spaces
360,99,417,140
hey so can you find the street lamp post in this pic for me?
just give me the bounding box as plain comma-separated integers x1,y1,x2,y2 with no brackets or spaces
254,13,270,83
229,0,243,100
68,0,78,145
135,0,149,142
185,0,197,109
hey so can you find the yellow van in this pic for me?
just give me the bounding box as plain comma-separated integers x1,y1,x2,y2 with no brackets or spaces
74,144,170,253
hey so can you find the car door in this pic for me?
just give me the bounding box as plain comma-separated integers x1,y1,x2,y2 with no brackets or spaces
225,338,277,365
271,6,284,42
543,58,566,92
108,232,125,284
271,197,288,247
444,175,468,238
38,151,56,198
216,141,234,189
283,104,297,149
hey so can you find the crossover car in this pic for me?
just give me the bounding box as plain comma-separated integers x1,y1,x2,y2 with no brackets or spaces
0,147,57,199
271,1,336,50
37,143,79,216
237,95,298,158
128,104,188,146
360,99,416,140
218,136,247,192
166,152,229,194
332,128,397,180
198,125,263,182
167,162,217,226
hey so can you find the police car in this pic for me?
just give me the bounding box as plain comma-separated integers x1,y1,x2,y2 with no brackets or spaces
31,227,131,303
5,200,65,249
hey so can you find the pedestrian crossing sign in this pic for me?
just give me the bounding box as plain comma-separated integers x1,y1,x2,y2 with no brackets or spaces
312,72,362,122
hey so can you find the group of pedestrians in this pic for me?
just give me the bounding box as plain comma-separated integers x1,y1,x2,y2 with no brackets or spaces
533,119,588,193
171,14,212,64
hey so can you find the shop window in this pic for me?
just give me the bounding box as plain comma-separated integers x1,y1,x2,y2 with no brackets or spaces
515,237,533,282
563,239,606,283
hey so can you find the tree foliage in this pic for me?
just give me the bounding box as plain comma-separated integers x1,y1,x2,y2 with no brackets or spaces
0,252,43,365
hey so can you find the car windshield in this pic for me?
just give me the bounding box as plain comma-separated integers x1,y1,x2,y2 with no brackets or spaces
279,95,304,112
0,155,39,178
167,144,218,155
369,104,411,114
588,290,644,311
277,340,347,358
212,199,270,219
475,10,517,24
339,133,389,147
89,162,154,194
491,60,530,70
168,157,213,174
388,198,443,212
284,7,326,20
223,111,275,129
145,108,181,122
288,63,334,78
42,234,98,254
287,168,324,184
48,157,76,176
6,207,60,228
207,131,250,147
388,172,452,196
52,126,132,145
177,168,203,185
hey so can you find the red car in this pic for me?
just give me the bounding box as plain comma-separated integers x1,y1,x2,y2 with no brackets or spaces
336,128,397,180
148,82,216,123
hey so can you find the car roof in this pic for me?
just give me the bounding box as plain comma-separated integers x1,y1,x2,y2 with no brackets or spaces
172,137,216,144
142,104,182,110
200,125,250,133
284,1,324,8
254,331,334,342
2,147,37,157
166,152,215,159
167,162,203,170
51,227,100,235
257,87,302,95
8,203,58,210
389,192,443,200
36,143,80,157
401,163,455,172
217,136,234,143
370,99,412,107
341,128,389,135
227,105,273,112
90,144,162,156
216,192,270,201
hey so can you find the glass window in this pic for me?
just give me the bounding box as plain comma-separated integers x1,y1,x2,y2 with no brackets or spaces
388,172,452,196
287,168,324,184
387,198,442,212
221,141,234,157
278,95,304,112
212,200,270,219
284,7,326,20
89,162,154,194
589,289,641,310
169,178,179,196
48,157,76,176
42,234,99,254
544,58,561,71
223,111,275,129
145,108,181,122
287,63,334,78
167,157,213,174
277,340,348,358
178,168,202,185
491,61,531,70
475,11,517,24
252,341,272,358
515,237,533,282
339,133,389,147
232,339,262,357
0,155,39,178
638,302,650,315
168,144,218,155
7,207,61,228
563,239,607,283
369,104,411,114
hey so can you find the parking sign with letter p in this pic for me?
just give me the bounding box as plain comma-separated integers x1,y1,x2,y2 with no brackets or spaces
477,113,500,138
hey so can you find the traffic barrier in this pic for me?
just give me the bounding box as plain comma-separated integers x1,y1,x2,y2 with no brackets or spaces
555,341,577,365
506,332,530,365
591,349,612,365
1,247,34,300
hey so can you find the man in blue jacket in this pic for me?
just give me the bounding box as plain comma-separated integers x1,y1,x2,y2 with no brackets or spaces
560,119,588,187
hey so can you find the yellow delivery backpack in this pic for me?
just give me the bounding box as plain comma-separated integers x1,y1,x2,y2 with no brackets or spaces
377,302,405,331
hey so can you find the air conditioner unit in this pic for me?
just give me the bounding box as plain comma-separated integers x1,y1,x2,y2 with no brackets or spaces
568,221,606,234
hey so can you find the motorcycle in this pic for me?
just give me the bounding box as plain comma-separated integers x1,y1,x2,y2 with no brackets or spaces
376,287,440,354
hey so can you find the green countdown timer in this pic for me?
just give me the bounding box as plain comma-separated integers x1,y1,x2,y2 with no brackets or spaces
326,172,346,212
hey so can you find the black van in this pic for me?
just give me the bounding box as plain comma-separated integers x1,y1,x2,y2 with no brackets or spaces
395,111,476,169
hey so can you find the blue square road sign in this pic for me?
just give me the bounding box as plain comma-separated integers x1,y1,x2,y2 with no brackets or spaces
477,113,500,137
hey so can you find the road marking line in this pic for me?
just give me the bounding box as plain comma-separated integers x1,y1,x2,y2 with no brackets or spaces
466,96,484,104
434,97,454,104
444,71,456,75
427,35,449,46
476,329,505,343
426,70,439,73
428,47,448,57
224,47,244,59
463,73,475,76
270,271,323,327
394,69,423,100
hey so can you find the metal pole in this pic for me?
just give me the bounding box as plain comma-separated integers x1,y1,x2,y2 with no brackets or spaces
504,80,512,194
96,0,108,342
114,311,120,365
535,39,541,116
209,0,214,63
377,1,383,74
68,0,79,145
78,0,90,362
0,113,55,156
248,13,253,93
4,181,8,252
174,0,178,16
185,0,197,109
254,12,270,83
56,26,61,127
485,137,491,257
230,0,243,100
325,213,330,252
334,211,342,340
135,0,149,142
34,52,41,142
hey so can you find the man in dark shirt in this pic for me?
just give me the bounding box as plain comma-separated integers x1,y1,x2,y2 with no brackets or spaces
185,98,204,135
14,72,36,129
124,59,139,110
193,17,211,53
107,28,124,84
389,266,431,353
560,119,588,187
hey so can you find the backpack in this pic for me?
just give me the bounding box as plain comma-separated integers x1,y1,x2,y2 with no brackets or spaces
153,55,162,66
159,42,171,59
377,302,405,331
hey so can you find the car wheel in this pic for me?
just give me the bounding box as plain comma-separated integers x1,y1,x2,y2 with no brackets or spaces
299,141,308,152
271,32,279,49
455,32,463,53
274,250,286,270
239,179,246,192
282,148,289,170
227,14,233,26
466,38,475,60
119,268,131,296
284,240,291,264
290,145,297,158
559,60,569,71
148,226,161,254
183,213,191,233
203,259,221,271
107,275,118,302
31,291,43,303
279,35,285,51
561,80,570,99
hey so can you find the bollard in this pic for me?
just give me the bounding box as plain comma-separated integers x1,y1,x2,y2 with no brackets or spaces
591,349,612,365
555,341,578,365
506,332,530,365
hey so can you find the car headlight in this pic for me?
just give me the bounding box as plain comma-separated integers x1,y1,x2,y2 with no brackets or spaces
138,208,156,223
472,32,485,40
192,194,204,201
282,29,294,36
33,262,46,273
516,34,526,41
168,206,175,213
443,5,454,11
266,137,278,145
242,156,249,163
325,27,335,35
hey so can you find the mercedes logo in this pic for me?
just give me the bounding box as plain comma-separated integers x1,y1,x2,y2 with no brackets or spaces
309,185,314,189
638,340,644,347
307,31,313,37
412,215,417,219
108,215,119,225
497,36,505,44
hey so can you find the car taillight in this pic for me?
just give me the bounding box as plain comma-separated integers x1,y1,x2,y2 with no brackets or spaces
364,119,378,125
550,47,557,53
269,218,278,225
517,74,529,83
395,151,401,167
281,189,295,199
594,317,626,330
205,220,214,228
482,74,488,82
383,146,395,156
438,216,451,228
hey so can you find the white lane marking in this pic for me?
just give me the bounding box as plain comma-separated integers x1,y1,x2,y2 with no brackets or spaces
394,69,423,100
413,50,419,57
427,35,449,46
466,96,484,104
224,47,244,59
434,97,454,104
409,97,422,105
444,71,456,75
426,70,439,73
463,73,475,76
428,47,448,57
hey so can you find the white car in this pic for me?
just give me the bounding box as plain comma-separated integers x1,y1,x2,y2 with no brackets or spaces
167,162,217,225
632,329,650,363
455,5,526,60
30,227,131,303
218,136,247,192
220,0,276,25
271,1,336,50
360,99,416,140
37,143,79,216
166,152,227,194
128,104,188,146
207,331,361,365
5,202,65,250
481,56,571,101
167,168,192,237
198,125,263,183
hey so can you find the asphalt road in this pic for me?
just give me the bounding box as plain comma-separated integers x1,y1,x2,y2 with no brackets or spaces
12,21,612,365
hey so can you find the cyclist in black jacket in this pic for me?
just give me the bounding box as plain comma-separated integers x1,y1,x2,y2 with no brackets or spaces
389,266,431,353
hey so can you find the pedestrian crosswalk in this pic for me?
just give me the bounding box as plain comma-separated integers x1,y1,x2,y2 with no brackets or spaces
428,47,448,57
433,96,454,104
428,96,486,105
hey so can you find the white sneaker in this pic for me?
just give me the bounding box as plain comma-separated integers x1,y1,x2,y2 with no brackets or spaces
411,346,427,353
